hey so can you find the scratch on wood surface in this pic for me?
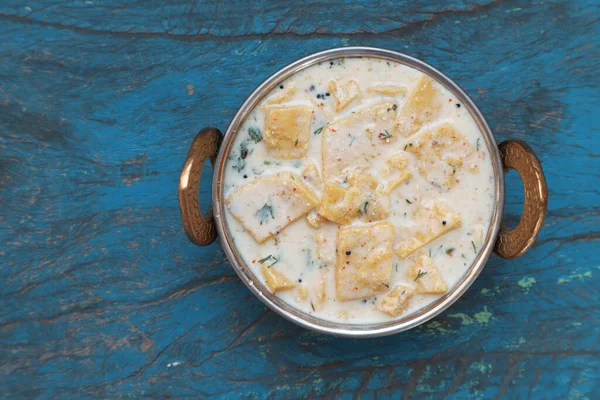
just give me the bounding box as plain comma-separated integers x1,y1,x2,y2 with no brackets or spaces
120,152,148,185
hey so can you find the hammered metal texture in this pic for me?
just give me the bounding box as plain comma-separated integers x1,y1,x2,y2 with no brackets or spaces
494,140,548,259
179,128,222,246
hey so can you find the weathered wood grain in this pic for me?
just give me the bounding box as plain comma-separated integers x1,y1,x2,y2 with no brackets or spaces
1,0,599,398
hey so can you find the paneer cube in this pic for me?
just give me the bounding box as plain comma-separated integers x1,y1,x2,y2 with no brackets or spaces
335,222,395,301
261,264,296,293
296,283,308,301
386,153,409,170
347,173,379,193
317,182,363,225
382,170,412,195
395,201,462,258
264,106,314,159
368,83,408,96
405,124,475,190
314,231,336,265
328,78,361,111
396,76,442,137
378,285,414,317
301,160,322,191
314,270,328,309
408,253,447,294
318,173,378,224
225,172,319,243
306,210,325,229
265,83,296,105
366,186,391,221
322,102,397,181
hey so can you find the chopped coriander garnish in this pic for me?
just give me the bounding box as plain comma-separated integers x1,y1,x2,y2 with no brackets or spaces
248,127,262,143
310,302,315,311
382,283,390,288
256,203,275,225
313,125,325,135
476,138,481,152
258,254,279,267
258,255,272,264
357,201,369,216
445,248,455,255
294,139,299,147
471,241,477,254
264,161,271,165
406,199,412,204
404,144,408,151
414,270,428,281
378,130,392,140
232,157,246,172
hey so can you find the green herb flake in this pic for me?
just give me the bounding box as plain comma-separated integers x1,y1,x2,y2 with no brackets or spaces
378,130,392,140
404,144,408,151
294,138,299,147
268,257,279,267
232,157,246,172
264,161,271,165
357,201,369,216
256,203,275,225
314,125,325,135
406,199,412,204
258,255,272,264
248,127,262,143
414,270,428,281
382,283,390,288
476,138,481,152
445,248,455,255
471,241,477,254
310,302,315,311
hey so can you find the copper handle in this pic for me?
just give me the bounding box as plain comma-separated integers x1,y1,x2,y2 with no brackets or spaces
494,140,548,259
178,128,223,246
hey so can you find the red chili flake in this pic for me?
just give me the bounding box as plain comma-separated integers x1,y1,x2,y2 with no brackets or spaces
252,260,256,263
331,128,337,132
293,187,297,192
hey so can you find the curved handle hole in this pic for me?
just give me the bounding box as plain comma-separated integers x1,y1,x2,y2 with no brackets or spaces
198,158,214,217
503,169,525,231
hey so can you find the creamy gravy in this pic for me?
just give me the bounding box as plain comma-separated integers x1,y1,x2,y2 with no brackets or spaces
222,57,495,324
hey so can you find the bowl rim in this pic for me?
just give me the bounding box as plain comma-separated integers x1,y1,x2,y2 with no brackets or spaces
212,46,504,338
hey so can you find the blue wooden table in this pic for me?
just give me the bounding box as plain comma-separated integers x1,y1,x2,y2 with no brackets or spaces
1,0,599,398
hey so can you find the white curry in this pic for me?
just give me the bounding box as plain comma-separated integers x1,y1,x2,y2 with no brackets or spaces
222,57,495,323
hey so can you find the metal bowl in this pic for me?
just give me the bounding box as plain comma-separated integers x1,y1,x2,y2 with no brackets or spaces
178,47,548,338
